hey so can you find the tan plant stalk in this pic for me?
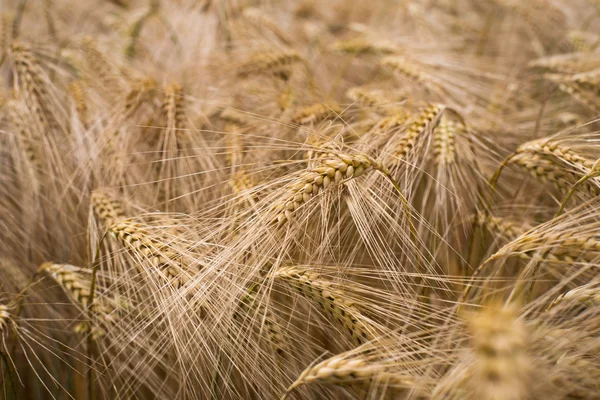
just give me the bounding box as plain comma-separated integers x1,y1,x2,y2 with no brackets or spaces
237,50,303,79
567,31,600,52
284,353,416,397
382,56,438,90
503,230,600,263
433,115,460,166
230,170,257,205
80,36,126,98
39,263,117,325
236,290,286,356
512,153,593,195
162,82,186,132
302,136,340,163
124,77,158,116
547,284,600,311
0,304,11,335
243,8,293,45
0,12,12,59
466,304,530,400
225,124,245,168
292,103,341,125
69,80,88,128
474,212,530,240
346,87,390,108
462,228,600,303
391,103,445,164
272,266,377,344
544,72,600,113
528,52,600,74
333,37,399,55
10,42,57,132
557,163,600,216
125,1,159,59
277,87,295,112
220,108,254,125
91,190,125,226
372,111,411,132
271,151,376,225
516,139,595,170
108,219,191,288
6,100,42,172
506,140,600,197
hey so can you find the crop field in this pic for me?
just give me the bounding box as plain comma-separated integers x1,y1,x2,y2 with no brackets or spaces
1,0,600,399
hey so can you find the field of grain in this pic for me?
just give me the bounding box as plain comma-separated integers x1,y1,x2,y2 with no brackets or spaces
1,0,600,399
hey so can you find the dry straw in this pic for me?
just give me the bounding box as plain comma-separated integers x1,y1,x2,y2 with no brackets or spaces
272,266,377,344
108,219,191,288
284,353,416,397
333,38,400,55
39,262,116,324
292,103,342,125
390,103,445,164
271,151,376,225
547,284,600,311
474,212,530,241
466,304,530,400
433,115,459,166
237,50,303,79
0,304,11,334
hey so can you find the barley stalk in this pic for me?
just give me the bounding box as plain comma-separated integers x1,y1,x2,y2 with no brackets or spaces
333,38,399,55
69,80,88,128
474,212,531,240
292,103,341,125
462,227,600,304
284,353,416,397
235,289,286,356
243,8,293,45
272,266,377,344
528,52,600,74
391,103,445,164
516,139,595,170
124,77,158,116
6,100,42,172
382,56,439,91
271,151,376,226
547,284,600,311
567,31,600,52
108,219,191,288
237,50,302,80
0,12,12,60
466,304,530,400
125,1,159,59
0,304,11,335
346,87,390,108
433,115,460,166
39,262,116,324
220,108,254,125
512,153,597,196
545,72,600,113
372,111,411,132
225,123,245,168
10,42,58,133
162,82,187,132
91,190,125,226
80,37,125,98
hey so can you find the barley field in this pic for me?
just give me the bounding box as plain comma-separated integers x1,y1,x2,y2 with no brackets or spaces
1,0,600,399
